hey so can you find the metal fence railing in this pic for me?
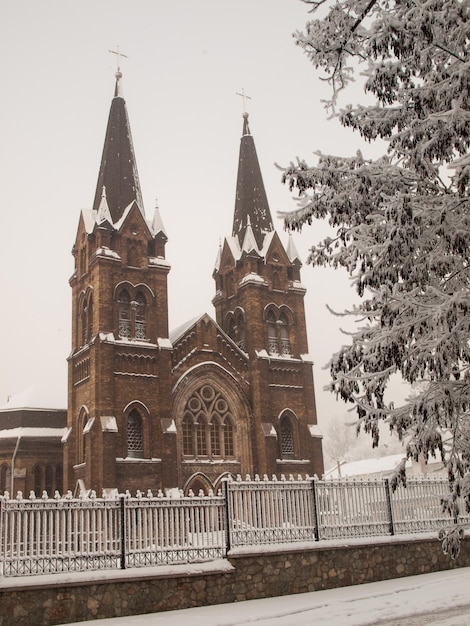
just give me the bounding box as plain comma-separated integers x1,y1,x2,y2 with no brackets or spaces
0,475,466,577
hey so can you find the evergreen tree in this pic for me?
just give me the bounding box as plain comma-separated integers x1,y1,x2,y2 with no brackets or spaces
281,0,470,556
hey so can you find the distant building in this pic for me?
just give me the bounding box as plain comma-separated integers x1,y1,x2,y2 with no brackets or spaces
0,385,66,496
325,453,446,480
1,70,324,496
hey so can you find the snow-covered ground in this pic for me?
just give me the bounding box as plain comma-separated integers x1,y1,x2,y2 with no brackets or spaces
68,567,470,625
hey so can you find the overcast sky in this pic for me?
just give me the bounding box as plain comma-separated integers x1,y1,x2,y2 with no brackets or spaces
0,1,401,440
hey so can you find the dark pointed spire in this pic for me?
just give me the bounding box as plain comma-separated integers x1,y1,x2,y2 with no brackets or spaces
232,112,274,250
92,70,144,223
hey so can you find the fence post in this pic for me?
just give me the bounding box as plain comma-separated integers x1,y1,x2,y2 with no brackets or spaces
384,479,395,536
0,497,3,577
223,480,231,553
311,477,320,541
120,495,126,569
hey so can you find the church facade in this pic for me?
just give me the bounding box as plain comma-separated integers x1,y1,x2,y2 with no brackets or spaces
2,71,323,497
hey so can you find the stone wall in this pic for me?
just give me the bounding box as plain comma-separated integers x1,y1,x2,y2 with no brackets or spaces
1,536,469,626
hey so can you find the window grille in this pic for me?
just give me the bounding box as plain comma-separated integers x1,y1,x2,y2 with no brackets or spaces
267,311,279,355
135,293,146,340
127,410,143,458
280,416,295,459
118,291,131,338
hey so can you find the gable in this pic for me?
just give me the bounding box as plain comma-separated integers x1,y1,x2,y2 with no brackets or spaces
171,313,249,381
263,231,291,268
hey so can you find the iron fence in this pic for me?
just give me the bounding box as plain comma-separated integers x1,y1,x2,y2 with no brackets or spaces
0,475,465,577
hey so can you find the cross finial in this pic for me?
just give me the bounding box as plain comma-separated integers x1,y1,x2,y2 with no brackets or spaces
236,88,252,114
109,45,128,71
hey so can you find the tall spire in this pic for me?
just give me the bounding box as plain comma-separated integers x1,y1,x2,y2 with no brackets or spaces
92,66,144,223
232,112,274,250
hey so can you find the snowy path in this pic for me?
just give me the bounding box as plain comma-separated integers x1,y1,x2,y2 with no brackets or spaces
68,567,470,626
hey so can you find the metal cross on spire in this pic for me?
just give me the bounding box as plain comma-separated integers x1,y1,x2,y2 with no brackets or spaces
109,45,129,71
236,88,252,113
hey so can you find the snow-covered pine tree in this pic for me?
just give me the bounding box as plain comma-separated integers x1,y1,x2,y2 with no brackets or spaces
281,0,470,557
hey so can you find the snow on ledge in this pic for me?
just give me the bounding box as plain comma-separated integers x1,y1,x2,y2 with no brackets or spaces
0,427,66,440
0,559,234,590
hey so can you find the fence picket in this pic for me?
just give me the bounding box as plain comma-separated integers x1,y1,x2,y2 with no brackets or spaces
0,476,464,578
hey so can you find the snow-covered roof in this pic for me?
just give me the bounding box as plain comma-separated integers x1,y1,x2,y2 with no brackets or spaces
0,427,66,439
0,382,67,412
325,453,410,479
169,315,204,344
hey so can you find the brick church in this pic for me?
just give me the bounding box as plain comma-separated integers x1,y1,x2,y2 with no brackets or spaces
0,70,323,496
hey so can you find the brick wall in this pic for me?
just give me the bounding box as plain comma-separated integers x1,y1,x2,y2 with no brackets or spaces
1,536,469,626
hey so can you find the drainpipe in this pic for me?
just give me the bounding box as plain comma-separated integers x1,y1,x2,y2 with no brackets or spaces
10,431,22,496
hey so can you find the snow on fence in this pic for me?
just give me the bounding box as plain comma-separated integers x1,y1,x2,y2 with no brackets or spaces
0,475,466,577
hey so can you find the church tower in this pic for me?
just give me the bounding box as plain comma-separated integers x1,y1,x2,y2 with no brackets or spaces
63,70,176,495
213,112,323,478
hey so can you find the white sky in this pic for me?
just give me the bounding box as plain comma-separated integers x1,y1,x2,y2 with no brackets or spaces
65,566,470,625
0,1,402,443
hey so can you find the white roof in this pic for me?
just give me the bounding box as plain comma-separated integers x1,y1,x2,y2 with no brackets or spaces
325,454,410,478
0,382,66,411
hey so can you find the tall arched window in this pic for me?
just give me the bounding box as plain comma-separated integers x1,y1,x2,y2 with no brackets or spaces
182,384,235,459
78,409,88,464
45,465,54,495
224,418,234,457
87,295,93,342
196,415,207,456
266,307,292,356
182,414,194,456
267,310,279,355
56,465,63,495
127,409,144,458
235,311,246,352
279,312,291,356
135,292,147,340
118,290,131,338
81,299,87,346
210,417,221,456
280,414,295,460
34,464,43,495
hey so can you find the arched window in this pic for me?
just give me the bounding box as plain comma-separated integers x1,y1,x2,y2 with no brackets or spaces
34,464,43,496
87,295,93,342
196,415,207,456
135,292,147,340
45,465,54,495
266,307,292,356
127,409,144,458
235,311,246,352
267,310,279,355
182,384,235,459
224,418,234,457
279,312,291,356
280,414,295,460
210,417,221,456
81,299,88,346
182,414,194,456
118,290,131,338
56,465,63,495
78,409,88,464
